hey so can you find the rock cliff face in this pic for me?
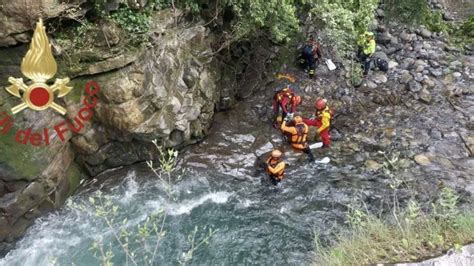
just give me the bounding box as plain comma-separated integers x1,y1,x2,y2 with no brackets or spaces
71,17,219,176
0,4,221,250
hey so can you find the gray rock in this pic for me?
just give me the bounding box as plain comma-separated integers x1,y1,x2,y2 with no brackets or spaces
400,31,413,42
401,58,415,70
390,37,399,45
445,46,461,53
400,241,474,265
429,68,443,77
377,32,392,45
422,77,436,88
452,72,462,79
414,154,431,166
414,73,424,82
372,73,388,84
415,65,425,72
400,71,413,84
365,160,383,170
416,59,427,66
430,128,443,140
419,28,432,38
376,8,385,18
0,182,45,220
388,61,399,69
419,88,432,103
449,60,462,69
418,50,430,59
377,24,387,32
0,1,57,46
429,60,440,68
442,12,455,21
365,80,378,89
373,51,389,62
407,80,422,92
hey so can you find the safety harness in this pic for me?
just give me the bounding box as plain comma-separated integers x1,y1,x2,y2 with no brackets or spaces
294,123,308,145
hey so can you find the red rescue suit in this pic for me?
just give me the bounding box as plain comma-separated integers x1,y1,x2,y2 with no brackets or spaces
303,106,331,147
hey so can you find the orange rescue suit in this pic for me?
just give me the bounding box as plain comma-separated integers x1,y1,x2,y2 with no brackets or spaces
266,157,286,181
280,121,309,150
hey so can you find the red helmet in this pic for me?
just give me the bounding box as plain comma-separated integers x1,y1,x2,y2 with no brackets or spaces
293,95,302,106
315,98,327,110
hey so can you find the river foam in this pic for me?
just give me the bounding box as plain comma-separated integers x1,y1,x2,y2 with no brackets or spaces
146,191,232,216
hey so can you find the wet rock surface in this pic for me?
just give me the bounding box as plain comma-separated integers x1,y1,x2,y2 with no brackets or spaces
0,1,473,260
72,21,220,176
398,243,474,266
0,9,223,250
182,9,474,223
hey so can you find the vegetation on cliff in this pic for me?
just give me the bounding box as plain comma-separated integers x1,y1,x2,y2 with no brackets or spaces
314,188,474,265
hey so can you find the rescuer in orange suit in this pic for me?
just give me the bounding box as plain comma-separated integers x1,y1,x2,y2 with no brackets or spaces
303,98,332,148
266,149,286,185
280,115,315,162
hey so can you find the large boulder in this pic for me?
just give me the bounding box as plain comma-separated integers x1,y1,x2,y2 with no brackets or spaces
68,11,220,176
0,8,221,249
0,0,87,47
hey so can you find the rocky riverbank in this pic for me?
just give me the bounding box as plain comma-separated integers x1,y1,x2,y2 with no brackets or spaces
0,2,228,251
0,0,472,258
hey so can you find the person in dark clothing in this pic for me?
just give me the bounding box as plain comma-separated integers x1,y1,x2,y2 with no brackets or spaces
299,35,322,77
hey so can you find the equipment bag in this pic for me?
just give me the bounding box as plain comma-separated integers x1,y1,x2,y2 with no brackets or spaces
376,58,389,72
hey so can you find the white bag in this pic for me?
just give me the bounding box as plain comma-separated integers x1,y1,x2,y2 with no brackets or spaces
325,59,336,71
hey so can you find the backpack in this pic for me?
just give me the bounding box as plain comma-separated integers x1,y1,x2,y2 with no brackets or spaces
303,44,313,56
376,58,389,72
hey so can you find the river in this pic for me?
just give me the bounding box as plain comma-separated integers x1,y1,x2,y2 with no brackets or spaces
1,70,472,265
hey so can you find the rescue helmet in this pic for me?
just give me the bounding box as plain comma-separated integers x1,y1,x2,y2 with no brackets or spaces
294,115,303,123
365,31,374,39
271,149,282,158
315,98,327,110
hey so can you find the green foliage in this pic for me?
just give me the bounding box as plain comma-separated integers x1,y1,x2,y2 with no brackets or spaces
346,204,369,228
308,0,379,56
433,187,459,220
460,15,474,38
314,188,474,265
422,10,450,33
384,0,430,25
226,0,300,42
146,139,180,200
109,7,152,35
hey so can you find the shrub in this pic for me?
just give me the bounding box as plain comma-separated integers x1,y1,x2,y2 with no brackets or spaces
383,0,430,25
313,188,474,265
307,0,379,57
